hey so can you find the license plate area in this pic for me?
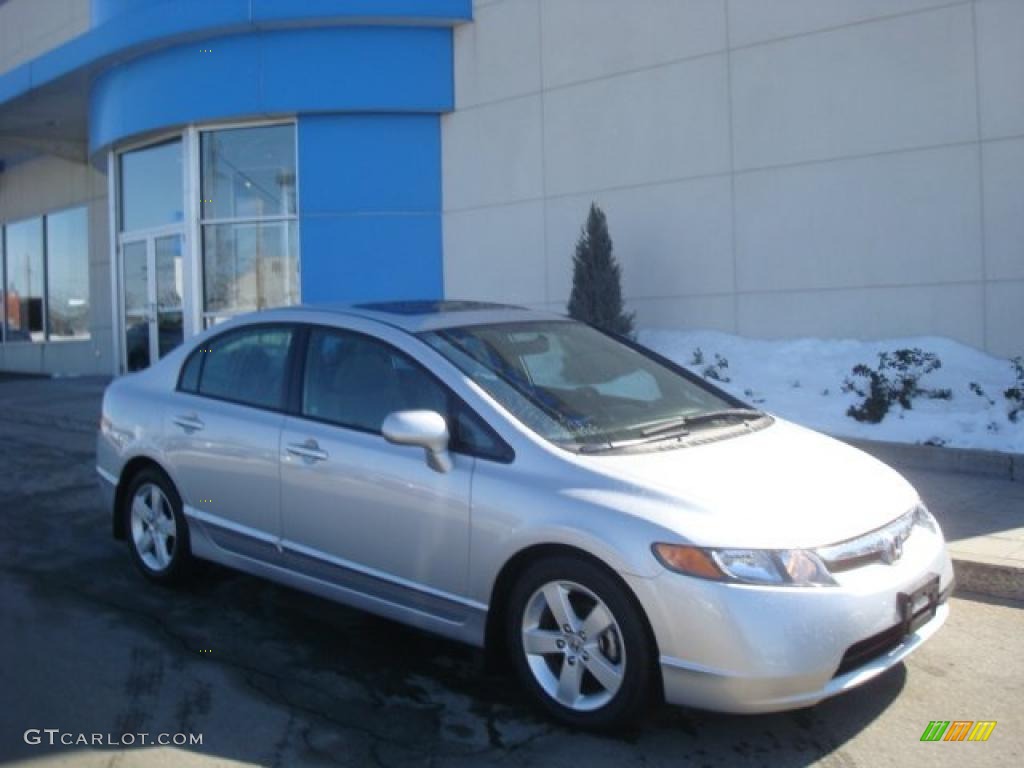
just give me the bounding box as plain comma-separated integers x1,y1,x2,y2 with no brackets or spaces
898,574,940,635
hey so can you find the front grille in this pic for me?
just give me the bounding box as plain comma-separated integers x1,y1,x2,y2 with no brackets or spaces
833,623,906,677
816,510,917,572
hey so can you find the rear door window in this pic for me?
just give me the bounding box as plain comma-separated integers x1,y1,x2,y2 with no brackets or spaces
190,326,295,410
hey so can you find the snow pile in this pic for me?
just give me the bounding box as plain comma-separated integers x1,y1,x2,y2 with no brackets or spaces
638,329,1024,455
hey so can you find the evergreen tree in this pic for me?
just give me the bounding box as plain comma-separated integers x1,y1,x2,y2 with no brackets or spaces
567,203,635,337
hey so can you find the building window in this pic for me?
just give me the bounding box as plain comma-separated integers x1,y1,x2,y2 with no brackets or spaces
200,124,298,325
3,217,45,342
0,208,91,345
119,139,184,232
46,207,90,341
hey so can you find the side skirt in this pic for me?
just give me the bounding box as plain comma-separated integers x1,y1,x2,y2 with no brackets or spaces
185,507,487,648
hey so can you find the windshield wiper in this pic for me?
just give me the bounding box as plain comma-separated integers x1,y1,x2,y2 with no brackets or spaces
576,409,766,453
640,408,763,437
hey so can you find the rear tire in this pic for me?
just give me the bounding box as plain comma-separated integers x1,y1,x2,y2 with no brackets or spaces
506,555,655,729
124,467,192,585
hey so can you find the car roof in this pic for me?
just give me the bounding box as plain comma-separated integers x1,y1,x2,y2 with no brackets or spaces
248,300,570,334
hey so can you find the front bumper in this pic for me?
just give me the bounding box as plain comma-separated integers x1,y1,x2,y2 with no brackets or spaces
627,528,953,713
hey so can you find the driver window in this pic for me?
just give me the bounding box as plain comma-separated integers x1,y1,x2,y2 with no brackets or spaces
302,328,448,433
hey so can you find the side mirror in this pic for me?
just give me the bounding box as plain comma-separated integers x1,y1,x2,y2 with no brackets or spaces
382,410,452,473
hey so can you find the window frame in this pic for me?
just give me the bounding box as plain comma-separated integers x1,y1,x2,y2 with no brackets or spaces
293,323,514,464
176,322,303,415
43,204,91,343
197,120,300,327
1,214,47,344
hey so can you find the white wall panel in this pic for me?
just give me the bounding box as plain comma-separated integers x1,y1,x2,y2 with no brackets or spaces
985,281,1024,358
443,201,546,304
540,0,725,88
737,284,985,348
543,55,730,196
982,138,1024,281
454,0,541,108
975,0,1024,139
732,5,977,169
728,0,955,48
442,94,544,210
735,145,982,292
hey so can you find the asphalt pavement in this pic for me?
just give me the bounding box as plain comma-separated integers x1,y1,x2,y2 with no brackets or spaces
0,376,1021,767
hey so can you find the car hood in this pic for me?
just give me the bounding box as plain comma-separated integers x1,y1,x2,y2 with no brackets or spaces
575,418,919,550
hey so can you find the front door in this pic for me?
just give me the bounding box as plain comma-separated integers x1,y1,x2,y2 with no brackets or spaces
279,326,474,604
121,232,185,371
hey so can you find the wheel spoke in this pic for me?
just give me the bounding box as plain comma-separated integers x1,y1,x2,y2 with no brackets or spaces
148,487,160,517
581,602,613,640
152,533,170,568
542,583,577,632
131,496,151,523
583,652,623,693
137,530,154,554
523,628,564,656
556,658,584,706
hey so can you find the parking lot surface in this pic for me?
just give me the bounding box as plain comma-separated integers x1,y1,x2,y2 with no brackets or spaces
0,377,1021,767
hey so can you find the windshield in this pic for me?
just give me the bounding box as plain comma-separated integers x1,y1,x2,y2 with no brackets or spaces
422,320,746,451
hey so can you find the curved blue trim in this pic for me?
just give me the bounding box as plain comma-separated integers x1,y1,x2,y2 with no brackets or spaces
1,0,470,109
91,0,471,28
89,26,453,153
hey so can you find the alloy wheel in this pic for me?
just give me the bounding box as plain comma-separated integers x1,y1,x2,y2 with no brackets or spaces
130,482,177,573
520,580,626,712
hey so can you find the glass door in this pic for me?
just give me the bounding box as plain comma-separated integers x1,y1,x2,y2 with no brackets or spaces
121,232,185,371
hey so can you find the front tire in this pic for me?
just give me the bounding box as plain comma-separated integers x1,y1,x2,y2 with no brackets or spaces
506,555,655,729
124,468,192,585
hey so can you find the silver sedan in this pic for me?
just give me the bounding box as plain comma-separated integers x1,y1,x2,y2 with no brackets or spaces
96,301,953,728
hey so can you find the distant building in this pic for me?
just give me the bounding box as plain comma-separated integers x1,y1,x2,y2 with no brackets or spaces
0,0,1020,375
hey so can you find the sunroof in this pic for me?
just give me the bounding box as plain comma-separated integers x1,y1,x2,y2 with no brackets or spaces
354,300,524,316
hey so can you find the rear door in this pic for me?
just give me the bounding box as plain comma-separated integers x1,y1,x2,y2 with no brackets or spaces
163,323,298,560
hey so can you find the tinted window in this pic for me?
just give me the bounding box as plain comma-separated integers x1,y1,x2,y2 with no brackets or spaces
197,326,294,409
301,328,511,461
303,328,448,432
178,348,203,393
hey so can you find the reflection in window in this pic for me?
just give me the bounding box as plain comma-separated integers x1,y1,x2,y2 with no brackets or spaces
120,139,183,232
200,124,298,322
46,207,90,340
202,221,298,315
198,326,294,410
4,218,45,342
201,124,296,220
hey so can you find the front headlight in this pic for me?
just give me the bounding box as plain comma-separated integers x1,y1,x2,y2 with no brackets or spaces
652,543,836,587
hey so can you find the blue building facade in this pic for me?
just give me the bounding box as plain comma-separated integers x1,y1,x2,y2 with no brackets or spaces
0,0,470,374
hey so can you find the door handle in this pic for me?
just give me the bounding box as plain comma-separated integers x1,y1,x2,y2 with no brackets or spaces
172,414,204,433
286,440,328,463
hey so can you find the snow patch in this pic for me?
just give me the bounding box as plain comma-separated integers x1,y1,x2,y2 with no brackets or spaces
639,329,1024,454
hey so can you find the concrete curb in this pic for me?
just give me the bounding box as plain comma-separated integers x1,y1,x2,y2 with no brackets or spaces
952,558,1024,603
838,436,1022,483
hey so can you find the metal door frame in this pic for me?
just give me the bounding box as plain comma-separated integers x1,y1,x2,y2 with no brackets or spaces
117,224,185,371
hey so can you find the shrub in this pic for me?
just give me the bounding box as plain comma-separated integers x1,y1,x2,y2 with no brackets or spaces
567,203,635,337
702,353,730,383
843,348,949,423
969,381,995,405
1006,357,1024,423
